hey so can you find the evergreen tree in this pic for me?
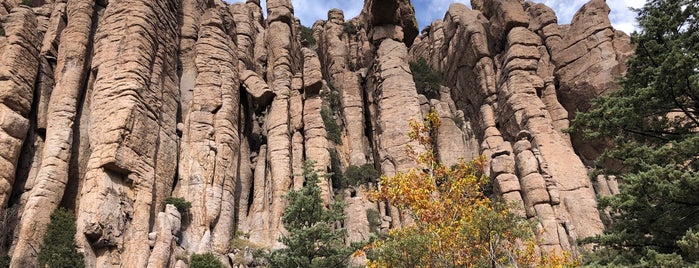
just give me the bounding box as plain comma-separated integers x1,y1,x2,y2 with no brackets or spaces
266,161,355,268
572,0,699,266
409,58,442,99
38,208,84,268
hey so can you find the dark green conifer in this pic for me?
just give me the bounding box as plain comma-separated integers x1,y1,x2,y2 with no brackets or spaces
266,161,355,268
38,208,84,268
573,0,699,266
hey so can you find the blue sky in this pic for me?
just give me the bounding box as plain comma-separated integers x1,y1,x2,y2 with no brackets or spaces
226,0,645,34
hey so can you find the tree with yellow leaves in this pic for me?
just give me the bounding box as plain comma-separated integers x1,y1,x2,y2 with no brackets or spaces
360,111,578,267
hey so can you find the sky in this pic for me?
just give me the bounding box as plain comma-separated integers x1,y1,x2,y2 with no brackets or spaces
227,0,646,34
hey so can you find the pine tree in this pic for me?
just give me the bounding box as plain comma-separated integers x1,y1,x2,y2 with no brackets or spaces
37,208,84,268
572,0,699,266
266,161,355,268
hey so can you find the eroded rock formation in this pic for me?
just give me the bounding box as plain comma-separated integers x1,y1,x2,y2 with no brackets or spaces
410,0,632,254
0,0,630,266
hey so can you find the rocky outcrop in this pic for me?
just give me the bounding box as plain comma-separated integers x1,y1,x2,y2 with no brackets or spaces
75,0,181,266
0,0,630,266
0,7,40,216
363,0,419,46
250,0,296,247
147,204,182,268
174,6,240,257
11,1,92,266
409,0,630,254
526,0,633,163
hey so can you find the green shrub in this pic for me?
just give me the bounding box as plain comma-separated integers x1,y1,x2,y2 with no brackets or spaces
265,161,357,267
327,90,342,112
452,114,464,129
300,25,316,47
0,255,9,268
230,231,261,251
348,61,357,71
343,22,358,35
409,58,442,99
329,148,344,190
20,0,33,7
164,197,191,214
321,106,342,145
343,164,380,187
190,252,224,268
230,237,256,250
38,208,84,268
366,209,381,235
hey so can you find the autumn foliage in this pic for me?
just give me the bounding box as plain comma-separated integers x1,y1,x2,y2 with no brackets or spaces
360,111,579,267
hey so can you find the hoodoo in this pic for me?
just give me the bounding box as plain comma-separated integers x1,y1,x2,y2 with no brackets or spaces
0,0,632,267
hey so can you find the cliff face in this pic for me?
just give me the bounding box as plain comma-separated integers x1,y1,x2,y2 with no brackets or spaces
0,0,630,267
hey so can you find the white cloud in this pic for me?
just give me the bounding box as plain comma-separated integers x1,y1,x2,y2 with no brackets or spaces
608,0,644,34
226,0,644,34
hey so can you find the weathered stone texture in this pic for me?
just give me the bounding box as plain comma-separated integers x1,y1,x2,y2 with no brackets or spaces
369,39,422,175
410,0,628,254
76,0,180,266
175,6,240,256
531,0,633,163
10,1,93,266
0,7,40,213
0,0,633,265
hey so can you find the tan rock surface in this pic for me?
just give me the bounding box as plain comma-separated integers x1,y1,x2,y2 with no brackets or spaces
362,0,418,46
408,0,625,253
174,6,240,256
11,1,94,266
75,0,180,265
0,7,40,214
538,0,633,163
0,0,632,265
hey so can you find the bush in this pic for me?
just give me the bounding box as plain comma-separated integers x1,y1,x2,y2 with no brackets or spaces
20,0,33,7
362,111,579,267
0,255,8,268
452,114,464,129
0,206,18,257
190,253,224,268
230,237,258,251
409,58,442,99
164,197,191,214
366,209,381,235
329,148,344,190
343,164,380,187
327,90,342,112
230,231,261,251
343,22,358,35
321,106,342,145
300,25,316,47
38,208,84,268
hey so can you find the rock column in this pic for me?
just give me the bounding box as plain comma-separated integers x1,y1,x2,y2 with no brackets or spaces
175,6,240,257
0,7,40,214
76,0,180,266
11,1,94,266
